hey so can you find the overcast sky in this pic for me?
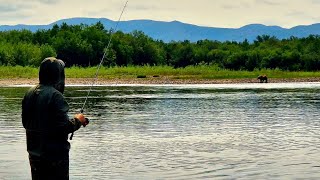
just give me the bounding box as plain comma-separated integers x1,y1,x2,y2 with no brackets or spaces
0,0,319,28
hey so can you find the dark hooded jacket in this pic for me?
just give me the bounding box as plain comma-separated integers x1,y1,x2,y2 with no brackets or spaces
22,57,81,160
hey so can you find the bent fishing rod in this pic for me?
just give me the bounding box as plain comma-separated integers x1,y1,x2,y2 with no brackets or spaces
70,1,128,140
81,0,128,114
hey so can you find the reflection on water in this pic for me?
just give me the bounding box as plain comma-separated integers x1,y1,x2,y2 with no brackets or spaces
1,83,320,179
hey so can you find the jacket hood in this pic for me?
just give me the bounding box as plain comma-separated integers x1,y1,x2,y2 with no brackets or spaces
39,57,65,93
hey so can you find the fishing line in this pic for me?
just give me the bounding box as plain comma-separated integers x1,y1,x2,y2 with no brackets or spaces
80,0,128,113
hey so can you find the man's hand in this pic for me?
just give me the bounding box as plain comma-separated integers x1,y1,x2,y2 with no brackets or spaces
74,114,89,127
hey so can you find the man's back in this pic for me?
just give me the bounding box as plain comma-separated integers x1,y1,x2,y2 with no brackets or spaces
22,84,71,160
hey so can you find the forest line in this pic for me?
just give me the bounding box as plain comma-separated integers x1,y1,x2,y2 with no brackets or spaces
0,22,319,72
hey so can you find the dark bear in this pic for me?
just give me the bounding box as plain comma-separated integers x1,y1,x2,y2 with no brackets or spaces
257,75,268,83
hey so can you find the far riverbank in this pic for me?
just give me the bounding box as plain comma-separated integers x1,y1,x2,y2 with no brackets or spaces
1,77,320,86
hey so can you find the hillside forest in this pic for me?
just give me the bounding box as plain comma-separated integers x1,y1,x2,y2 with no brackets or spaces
0,22,319,71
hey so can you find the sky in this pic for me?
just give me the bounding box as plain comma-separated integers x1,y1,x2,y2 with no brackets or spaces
0,0,319,28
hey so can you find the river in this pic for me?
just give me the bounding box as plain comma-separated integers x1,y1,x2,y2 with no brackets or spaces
1,83,320,179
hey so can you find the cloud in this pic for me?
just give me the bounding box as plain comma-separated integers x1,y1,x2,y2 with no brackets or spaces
0,11,31,23
221,4,237,10
128,1,177,11
286,11,309,18
0,4,19,12
37,0,60,4
256,0,283,6
288,11,320,25
130,4,153,11
0,3,33,20
0,1,35,12
11,0,61,4
84,1,130,19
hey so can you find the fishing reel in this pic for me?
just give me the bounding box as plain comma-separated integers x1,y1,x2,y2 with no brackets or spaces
74,114,89,127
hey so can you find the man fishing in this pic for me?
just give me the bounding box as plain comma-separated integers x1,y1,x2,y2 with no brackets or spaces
22,57,89,180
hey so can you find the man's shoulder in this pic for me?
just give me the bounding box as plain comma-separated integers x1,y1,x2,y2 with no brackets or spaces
25,84,62,97
24,85,40,98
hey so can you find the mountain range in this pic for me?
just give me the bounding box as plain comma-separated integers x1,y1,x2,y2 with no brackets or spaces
1,17,320,42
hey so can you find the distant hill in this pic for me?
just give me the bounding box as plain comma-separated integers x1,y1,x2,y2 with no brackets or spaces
1,17,320,42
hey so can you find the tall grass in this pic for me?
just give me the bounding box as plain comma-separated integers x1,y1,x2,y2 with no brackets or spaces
1,65,320,79
0,66,38,78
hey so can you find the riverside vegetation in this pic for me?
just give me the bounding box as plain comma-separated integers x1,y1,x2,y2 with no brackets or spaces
0,22,319,80
0,65,320,80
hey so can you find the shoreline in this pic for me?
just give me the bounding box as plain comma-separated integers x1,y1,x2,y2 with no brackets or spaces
0,77,320,86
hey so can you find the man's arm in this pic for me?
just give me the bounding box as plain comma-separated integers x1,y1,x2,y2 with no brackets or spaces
51,91,82,134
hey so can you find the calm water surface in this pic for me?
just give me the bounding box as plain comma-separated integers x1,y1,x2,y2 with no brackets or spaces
1,83,320,179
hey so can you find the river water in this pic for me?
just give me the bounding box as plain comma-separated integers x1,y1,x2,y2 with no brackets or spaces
1,83,320,179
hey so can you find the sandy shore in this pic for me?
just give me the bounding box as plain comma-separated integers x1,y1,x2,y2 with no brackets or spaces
0,77,320,86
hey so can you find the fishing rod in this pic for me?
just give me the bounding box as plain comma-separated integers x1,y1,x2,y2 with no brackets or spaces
70,1,128,140
81,0,128,114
